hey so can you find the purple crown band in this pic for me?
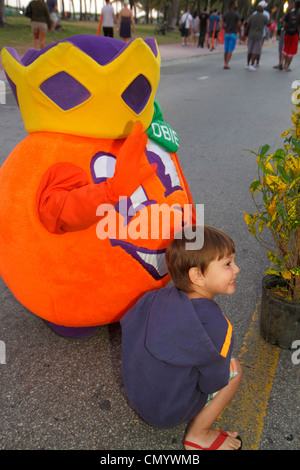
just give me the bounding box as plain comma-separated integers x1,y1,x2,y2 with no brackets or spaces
17,35,158,67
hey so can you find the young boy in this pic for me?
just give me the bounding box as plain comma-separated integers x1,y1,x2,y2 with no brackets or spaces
120,225,242,450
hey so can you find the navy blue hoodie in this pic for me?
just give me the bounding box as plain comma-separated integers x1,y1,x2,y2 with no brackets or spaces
120,286,234,428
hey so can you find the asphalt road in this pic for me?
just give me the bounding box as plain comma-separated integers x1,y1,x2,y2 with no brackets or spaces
0,41,299,456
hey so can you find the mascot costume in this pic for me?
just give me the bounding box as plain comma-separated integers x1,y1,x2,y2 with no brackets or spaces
0,35,194,337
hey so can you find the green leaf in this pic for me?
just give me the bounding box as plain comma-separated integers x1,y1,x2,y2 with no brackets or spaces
291,267,300,276
274,148,286,158
265,269,280,276
291,137,300,149
277,164,289,182
267,251,283,268
250,180,261,193
260,144,270,157
276,202,286,217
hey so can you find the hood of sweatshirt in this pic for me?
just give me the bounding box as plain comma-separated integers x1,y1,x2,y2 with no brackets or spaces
143,287,226,367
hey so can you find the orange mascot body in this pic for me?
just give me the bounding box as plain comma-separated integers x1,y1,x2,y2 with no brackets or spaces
0,36,194,337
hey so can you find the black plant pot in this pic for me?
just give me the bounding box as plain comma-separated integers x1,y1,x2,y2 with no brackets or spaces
260,275,300,349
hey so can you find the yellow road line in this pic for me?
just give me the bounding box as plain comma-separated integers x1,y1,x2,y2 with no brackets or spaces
216,295,281,450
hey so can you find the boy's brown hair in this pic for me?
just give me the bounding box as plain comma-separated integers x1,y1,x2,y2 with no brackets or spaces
165,225,235,293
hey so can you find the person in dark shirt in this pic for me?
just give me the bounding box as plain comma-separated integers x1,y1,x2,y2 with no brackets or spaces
121,225,242,450
25,0,52,49
198,8,209,47
222,0,241,69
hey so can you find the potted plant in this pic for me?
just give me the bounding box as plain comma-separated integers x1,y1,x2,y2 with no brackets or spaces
244,82,300,349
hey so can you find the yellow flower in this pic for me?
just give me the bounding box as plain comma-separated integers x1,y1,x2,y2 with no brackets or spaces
281,270,292,280
265,163,274,173
281,128,293,138
258,219,265,233
265,175,287,193
290,155,299,168
244,212,252,227
268,198,278,219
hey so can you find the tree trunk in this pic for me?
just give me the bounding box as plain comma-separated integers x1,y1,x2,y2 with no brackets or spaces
167,0,180,30
0,0,6,28
94,0,97,21
70,0,75,19
145,0,149,23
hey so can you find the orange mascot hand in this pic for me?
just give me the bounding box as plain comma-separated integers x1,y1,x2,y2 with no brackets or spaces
36,122,156,234
105,121,156,203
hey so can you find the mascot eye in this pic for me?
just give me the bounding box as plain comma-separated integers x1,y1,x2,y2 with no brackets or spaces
130,185,153,212
39,71,91,110
121,74,152,114
90,153,116,183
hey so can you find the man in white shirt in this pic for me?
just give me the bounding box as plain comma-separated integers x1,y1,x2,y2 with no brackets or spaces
98,0,117,37
180,9,193,46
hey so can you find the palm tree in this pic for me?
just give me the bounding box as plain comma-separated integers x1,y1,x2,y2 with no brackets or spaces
0,0,6,27
70,0,76,19
167,0,180,30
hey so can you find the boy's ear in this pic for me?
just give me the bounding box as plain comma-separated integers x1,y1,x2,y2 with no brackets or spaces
188,267,205,286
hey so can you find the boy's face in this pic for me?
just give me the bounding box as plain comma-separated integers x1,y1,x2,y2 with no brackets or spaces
192,253,239,299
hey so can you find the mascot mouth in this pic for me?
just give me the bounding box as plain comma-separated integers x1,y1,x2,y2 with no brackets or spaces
109,239,167,280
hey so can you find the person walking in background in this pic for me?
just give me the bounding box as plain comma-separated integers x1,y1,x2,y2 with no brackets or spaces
25,0,52,49
191,11,200,46
245,4,269,71
198,7,209,47
180,8,193,46
254,0,270,66
208,9,221,49
276,18,283,39
222,0,241,69
97,0,117,37
281,0,300,71
117,0,135,43
218,14,225,44
46,0,59,32
273,18,285,69
239,18,247,44
269,18,277,40
259,0,270,42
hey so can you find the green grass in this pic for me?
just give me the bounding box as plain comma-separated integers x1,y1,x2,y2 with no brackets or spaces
0,15,180,57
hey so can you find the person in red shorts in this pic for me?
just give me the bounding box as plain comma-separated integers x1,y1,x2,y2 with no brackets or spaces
282,0,300,71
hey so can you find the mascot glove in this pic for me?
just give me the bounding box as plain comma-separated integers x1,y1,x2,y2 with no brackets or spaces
105,121,156,203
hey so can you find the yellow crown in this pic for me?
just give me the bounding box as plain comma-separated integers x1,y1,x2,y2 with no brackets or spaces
1,36,161,139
